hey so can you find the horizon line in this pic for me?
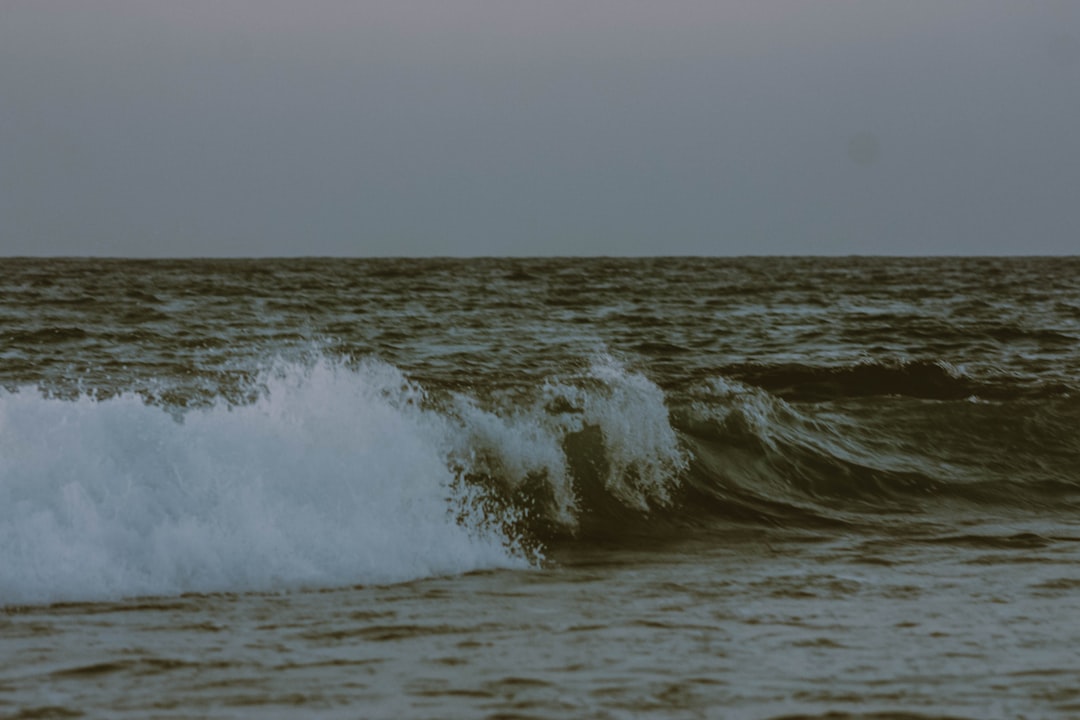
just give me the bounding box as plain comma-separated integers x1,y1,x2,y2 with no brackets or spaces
2,254,1079,262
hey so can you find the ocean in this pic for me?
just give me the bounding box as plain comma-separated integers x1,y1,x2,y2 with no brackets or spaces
1,256,1079,719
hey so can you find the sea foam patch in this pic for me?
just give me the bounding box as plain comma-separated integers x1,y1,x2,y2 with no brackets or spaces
0,360,527,606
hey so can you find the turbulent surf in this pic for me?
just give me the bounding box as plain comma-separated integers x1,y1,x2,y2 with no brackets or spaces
4,257,1080,719
2,257,1078,605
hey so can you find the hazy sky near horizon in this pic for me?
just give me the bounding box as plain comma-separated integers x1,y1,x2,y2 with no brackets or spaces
2,1,1078,256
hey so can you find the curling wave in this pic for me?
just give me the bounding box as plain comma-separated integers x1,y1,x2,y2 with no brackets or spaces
3,353,1079,605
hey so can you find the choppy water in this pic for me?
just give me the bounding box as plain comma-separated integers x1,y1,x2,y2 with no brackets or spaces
2,257,1079,718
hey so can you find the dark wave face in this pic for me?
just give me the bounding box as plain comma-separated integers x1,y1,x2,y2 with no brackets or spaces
1,257,1079,603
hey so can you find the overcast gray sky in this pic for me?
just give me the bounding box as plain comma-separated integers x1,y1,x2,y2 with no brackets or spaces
1,1,1078,256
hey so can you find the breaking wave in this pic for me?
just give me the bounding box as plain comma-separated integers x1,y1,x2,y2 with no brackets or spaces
0,360,523,606
0,355,689,606
3,353,1078,606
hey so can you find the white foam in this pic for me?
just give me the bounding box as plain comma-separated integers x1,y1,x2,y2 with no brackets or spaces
448,354,686,520
449,396,579,526
576,355,687,508
0,360,527,606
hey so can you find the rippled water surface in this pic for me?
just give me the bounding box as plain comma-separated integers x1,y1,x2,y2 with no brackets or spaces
2,257,1079,718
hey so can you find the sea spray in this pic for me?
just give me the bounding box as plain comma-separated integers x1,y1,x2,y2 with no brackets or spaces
446,354,688,530
0,359,528,606
0,353,700,604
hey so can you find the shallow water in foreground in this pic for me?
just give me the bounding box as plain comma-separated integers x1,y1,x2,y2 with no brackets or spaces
2,257,1079,717
6,529,1080,719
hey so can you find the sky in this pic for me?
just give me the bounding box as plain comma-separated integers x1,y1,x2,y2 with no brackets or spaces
1,1,1078,257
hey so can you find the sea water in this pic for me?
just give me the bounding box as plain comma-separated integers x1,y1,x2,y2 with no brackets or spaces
2,257,1079,718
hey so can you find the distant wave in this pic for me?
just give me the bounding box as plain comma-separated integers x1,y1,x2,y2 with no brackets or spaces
716,359,1071,401
668,377,1079,528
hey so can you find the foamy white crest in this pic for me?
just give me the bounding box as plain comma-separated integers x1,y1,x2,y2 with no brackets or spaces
449,397,578,526
575,355,687,508
452,355,686,518
0,360,526,607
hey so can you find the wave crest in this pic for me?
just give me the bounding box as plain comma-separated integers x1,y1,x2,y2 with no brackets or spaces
446,355,687,536
4,351,1076,606
721,359,1066,401
0,360,527,606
